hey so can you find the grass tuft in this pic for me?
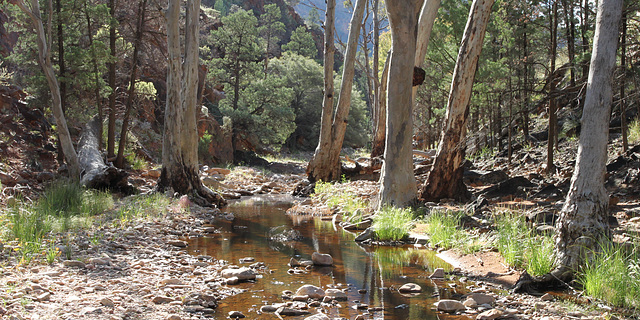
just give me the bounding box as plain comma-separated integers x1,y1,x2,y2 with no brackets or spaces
629,118,640,144
373,206,414,241
578,242,640,310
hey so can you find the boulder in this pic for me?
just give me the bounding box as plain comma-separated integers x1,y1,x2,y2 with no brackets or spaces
311,252,333,266
295,284,325,299
220,267,256,281
467,293,495,305
354,227,374,242
429,268,445,279
434,299,465,313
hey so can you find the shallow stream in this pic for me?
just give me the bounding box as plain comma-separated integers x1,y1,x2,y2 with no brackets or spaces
186,195,471,319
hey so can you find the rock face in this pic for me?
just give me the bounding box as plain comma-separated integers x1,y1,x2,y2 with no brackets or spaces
311,252,333,266
295,284,325,299
220,267,256,281
435,299,465,313
398,283,422,293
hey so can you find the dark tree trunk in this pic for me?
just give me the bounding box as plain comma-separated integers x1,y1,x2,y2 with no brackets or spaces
107,0,117,159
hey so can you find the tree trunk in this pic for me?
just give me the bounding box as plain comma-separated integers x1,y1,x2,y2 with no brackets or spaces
370,53,389,158
619,11,627,152
14,0,80,180
158,0,224,208
306,0,365,182
55,0,66,163
84,2,103,150
115,0,147,168
547,1,558,175
552,0,622,280
78,115,132,192
377,0,423,208
580,0,589,80
561,0,576,87
107,0,117,159
418,0,494,202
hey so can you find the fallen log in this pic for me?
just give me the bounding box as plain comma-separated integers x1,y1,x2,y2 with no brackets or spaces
78,115,136,193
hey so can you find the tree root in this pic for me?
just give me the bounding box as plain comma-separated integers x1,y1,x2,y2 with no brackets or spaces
512,268,573,295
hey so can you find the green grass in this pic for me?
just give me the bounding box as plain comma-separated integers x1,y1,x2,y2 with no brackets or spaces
578,242,640,311
126,153,148,171
629,118,640,144
419,210,492,254
115,193,171,225
313,180,370,222
373,206,414,241
494,210,554,276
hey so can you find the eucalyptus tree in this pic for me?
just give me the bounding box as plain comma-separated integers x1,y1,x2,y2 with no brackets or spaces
419,0,495,202
307,0,366,182
159,0,224,207
10,0,80,180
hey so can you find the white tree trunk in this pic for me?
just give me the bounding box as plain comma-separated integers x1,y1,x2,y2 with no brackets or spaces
419,0,494,202
307,0,366,182
160,0,224,207
553,0,622,277
377,0,423,208
14,0,80,180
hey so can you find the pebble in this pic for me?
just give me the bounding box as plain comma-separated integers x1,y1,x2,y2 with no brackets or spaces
260,305,278,312
63,260,86,268
295,284,325,299
325,288,347,301
220,267,256,281
166,315,182,320
435,299,465,313
228,311,245,318
429,268,445,279
540,293,554,301
304,313,330,320
100,297,115,307
398,283,422,293
476,309,503,320
151,296,175,304
167,240,188,247
311,252,333,266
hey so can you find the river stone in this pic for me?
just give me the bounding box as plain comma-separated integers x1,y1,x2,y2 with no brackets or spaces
476,309,503,320
100,297,114,307
295,284,325,299
429,268,445,279
63,260,86,268
435,299,466,313
276,307,311,316
289,257,301,267
354,227,374,242
398,283,422,293
221,267,256,281
468,293,495,305
152,296,175,304
228,311,245,318
260,305,278,313
293,295,309,301
304,313,331,320
167,240,188,247
166,315,181,320
311,252,333,266
463,298,477,308
325,288,347,301
160,278,183,286
540,293,554,301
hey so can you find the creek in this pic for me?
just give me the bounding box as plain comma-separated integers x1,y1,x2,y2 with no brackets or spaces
187,195,471,319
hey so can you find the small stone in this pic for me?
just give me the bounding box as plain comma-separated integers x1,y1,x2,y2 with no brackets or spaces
540,293,554,301
325,288,347,301
152,296,175,304
260,305,278,313
167,240,188,248
160,278,183,286
166,315,182,320
221,267,256,281
239,257,255,263
35,292,51,302
293,295,309,302
295,284,325,299
435,299,465,313
63,260,86,268
476,309,504,320
276,307,311,316
398,283,422,293
311,252,333,266
468,293,495,305
304,313,330,320
289,257,301,267
226,276,239,285
88,258,109,265
430,268,445,279
463,298,477,308
100,297,114,307
228,311,245,318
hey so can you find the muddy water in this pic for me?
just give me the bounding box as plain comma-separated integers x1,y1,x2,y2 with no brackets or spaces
187,195,470,319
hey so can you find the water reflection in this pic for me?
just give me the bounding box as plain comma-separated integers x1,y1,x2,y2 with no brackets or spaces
186,196,471,319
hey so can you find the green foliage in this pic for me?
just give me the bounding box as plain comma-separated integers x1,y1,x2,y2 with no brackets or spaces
259,4,286,62
494,210,554,276
373,207,415,241
125,153,147,171
115,193,171,225
199,130,214,161
282,26,317,59
578,242,640,310
313,180,368,222
423,210,466,249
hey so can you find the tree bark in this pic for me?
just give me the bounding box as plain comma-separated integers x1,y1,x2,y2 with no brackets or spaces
547,1,558,175
370,52,389,158
619,11,627,153
553,0,622,280
107,0,117,159
306,0,365,182
377,0,423,208
78,116,132,192
13,0,80,180
158,0,224,207
418,0,494,202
